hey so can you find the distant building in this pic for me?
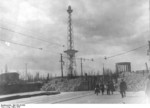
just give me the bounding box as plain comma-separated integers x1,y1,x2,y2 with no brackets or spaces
136,70,149,74
116,62,131,74
0,72,19,85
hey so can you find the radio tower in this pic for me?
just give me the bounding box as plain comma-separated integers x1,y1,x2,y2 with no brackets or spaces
64,6,78,78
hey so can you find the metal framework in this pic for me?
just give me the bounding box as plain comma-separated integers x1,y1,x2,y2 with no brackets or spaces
64,6,78,78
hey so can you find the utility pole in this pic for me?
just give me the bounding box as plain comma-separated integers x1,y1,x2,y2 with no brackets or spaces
5,64,8,73
79,58,93,77
25,63,28,80
145,62,149,74
60,54,64,78
148,41,150,60
80,58,83,76
147,41,150,75
104,57,108,82
148,41,150,56
103,63,105,75
103,63,104,81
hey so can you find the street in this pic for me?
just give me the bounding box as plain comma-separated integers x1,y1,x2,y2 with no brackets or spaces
0,91,147,104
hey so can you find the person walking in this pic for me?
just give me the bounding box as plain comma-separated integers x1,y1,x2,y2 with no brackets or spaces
120,79,127,98
100,82,105,95
106,81,110,95
145,74,150,103
95,83,100,95
110,81,115,95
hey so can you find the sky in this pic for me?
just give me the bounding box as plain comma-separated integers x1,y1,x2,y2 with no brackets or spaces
0,0,150,77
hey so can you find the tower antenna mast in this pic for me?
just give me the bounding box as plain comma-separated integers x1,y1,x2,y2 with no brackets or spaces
64,6,78,78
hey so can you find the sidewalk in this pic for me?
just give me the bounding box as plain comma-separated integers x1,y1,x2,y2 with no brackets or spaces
0,91,146,103
0,91,60,102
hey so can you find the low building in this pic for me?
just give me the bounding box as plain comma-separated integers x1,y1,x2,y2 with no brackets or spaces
136,70,149,74
0,72,19,85
116,62,131,74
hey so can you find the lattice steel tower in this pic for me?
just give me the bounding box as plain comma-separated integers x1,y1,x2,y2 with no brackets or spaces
64,6,78,78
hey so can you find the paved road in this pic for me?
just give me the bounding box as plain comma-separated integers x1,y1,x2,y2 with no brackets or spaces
0,91,147,104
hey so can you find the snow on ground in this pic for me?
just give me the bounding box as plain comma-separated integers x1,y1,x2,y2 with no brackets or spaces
41,77,87,92
119,72,148,91
42,72,149,92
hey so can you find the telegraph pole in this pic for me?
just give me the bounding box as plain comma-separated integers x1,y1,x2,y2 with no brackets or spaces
148,41,150,60
60,54,64,78
80,58,83,76
25,63,28,80
79,58,94,77
102,63,104,81
5,64,8,73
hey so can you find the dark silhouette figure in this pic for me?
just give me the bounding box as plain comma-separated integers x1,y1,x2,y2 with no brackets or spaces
95,84,100,95
120,79,127,98
145,75,150,103
110,81,115,95
100,83,105,95
106,82,111,95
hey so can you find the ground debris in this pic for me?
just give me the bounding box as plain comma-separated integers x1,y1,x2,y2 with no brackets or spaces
118,72,148,91
41,77,88,92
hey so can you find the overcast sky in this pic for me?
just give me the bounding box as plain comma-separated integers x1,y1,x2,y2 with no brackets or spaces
0,0,150,77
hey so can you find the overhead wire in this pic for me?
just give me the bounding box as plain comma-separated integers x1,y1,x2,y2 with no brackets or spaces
0,21,42,36
0,26,64,55
0,39,42,50
0,38,65,56
0,38,65,59
0,2,65,48
105,44,148,59
0,26,64,47
61,54,94,62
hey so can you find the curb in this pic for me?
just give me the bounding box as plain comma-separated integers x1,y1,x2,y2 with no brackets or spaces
0,91,60,102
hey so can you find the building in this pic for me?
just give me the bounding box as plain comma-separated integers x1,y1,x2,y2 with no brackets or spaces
116,62,131,74
0,72,19,85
